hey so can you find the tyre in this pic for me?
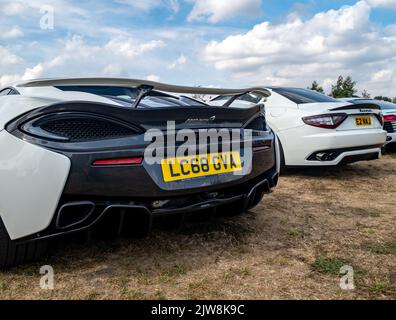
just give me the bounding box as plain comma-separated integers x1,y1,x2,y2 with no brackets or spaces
0,217,49,269
278,137,288,174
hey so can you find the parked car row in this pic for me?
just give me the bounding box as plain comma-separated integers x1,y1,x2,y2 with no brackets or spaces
0,78,391,268
212,87,389,169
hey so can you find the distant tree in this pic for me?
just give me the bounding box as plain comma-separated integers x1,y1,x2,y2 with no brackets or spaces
361,90,371,98
330,75,357,98
308,81,324,93
374,96,392,102
393,97,396,104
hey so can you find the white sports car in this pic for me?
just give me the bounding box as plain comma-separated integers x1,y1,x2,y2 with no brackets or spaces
339,98,396,147
212,87,387,168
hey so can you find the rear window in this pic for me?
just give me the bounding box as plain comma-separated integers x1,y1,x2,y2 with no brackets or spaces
0,89,11,96
55,85,203,108
349,99,396,110
273,88,338,104
56,86,139,101
211,93,263,108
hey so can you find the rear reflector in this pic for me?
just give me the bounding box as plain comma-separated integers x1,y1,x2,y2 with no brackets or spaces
93,157,143,166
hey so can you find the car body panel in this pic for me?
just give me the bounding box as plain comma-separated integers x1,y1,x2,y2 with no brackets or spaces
0,131,71,240
278,125,385,165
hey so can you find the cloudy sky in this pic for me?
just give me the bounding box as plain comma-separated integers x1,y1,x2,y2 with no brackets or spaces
0,0,395,96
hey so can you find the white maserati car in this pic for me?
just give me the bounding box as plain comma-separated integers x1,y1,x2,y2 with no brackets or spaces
212,87,387,168
339,98,396,147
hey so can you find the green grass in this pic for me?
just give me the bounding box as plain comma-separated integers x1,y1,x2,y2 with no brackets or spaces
287,229,299,237
363,240,396,256
312,257,347,275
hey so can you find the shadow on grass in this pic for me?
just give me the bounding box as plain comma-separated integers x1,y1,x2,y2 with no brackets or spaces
281,161,389,179
29,213,257,273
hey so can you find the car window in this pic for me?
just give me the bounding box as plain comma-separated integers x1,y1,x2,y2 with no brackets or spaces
8,89,19,95
376,101,396,110
272,88,338,104
56,86,140,100
211,93,262,108
0,89,11,96
55,85,205,108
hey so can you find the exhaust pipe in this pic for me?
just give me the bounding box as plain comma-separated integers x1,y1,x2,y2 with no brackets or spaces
315,152,330,161
315,152,338,162
56,201,95,230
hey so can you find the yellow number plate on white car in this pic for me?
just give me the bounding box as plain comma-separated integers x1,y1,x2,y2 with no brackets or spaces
161,151,242,182
355,116,372,126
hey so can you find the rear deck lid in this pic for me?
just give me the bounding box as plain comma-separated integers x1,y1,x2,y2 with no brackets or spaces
299,102,383,131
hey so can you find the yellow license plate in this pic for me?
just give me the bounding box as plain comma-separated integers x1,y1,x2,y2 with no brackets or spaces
161,151,242,182
355,116,372,126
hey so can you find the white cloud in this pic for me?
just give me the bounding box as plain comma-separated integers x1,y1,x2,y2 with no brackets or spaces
0,27,23,39
22,64,44,80
116,0,180,13
105,37,165,58
168,54,187,69
0,34,166,87
145,74,161,82
0,46,23,65
0,74,21,88
203,1,396,95
187,0,262,23
371,69,394,82
102,64,123,77
366,0,396,9
1,0,86,16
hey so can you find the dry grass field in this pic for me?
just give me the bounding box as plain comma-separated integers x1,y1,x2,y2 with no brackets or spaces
0,153,395,300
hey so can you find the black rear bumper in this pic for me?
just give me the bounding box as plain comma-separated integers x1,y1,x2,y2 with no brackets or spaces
19,168,278,243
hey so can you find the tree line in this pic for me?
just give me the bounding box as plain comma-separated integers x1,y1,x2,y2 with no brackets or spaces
308,76,396,103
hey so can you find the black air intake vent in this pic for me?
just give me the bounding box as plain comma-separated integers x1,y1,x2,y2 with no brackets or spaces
40,118,134,141
20,113,139,142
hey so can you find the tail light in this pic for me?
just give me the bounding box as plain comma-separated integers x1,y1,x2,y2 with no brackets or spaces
384,114,396,122
302,113,347,129
92,157,143,166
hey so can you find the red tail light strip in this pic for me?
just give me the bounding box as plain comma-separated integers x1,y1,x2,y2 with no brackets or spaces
92,157,143,166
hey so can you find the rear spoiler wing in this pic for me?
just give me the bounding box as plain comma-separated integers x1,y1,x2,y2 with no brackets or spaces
16,78,271,97
330,103,381,111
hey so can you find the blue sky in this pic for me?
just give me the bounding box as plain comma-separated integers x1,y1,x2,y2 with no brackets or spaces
0,0,396,96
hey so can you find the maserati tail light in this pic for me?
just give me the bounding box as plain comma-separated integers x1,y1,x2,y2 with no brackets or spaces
302,113,347,129
384,114,396,122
